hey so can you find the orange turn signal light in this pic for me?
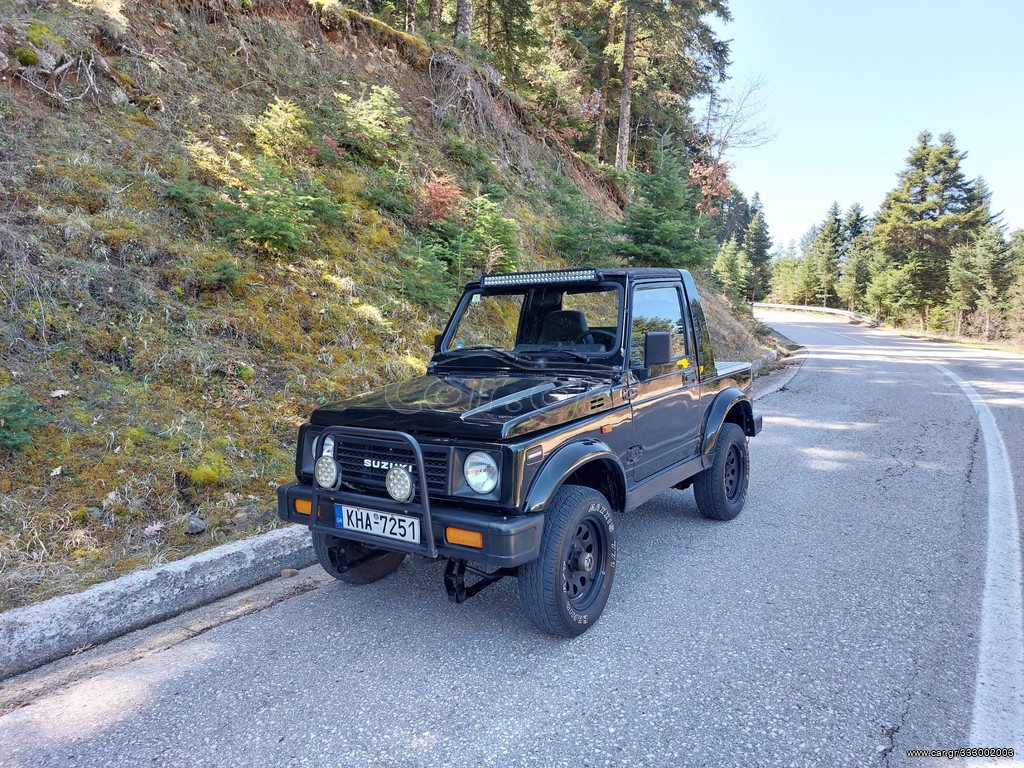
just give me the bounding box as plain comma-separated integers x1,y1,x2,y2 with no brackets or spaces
446,526,483,549
294,498,312,515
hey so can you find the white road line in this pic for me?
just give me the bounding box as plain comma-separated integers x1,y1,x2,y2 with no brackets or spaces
932,364,1024,753
826,330,873,346
777,319,1024,753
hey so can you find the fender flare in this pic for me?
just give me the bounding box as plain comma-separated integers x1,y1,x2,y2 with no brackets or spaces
524,439,626,514
702,387,755,456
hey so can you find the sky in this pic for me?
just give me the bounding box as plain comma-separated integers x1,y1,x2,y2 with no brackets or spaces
711,0,1024,251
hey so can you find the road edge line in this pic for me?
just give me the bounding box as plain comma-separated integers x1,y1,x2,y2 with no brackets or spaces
932,363,1024,749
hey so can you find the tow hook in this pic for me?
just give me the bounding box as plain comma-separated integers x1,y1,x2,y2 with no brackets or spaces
444,559,517,603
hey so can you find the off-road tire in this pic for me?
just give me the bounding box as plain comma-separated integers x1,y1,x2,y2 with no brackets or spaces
518,485,617,636
693,422,749,521
312,531,406,584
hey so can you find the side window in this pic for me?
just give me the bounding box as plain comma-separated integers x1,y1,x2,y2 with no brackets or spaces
630,286,688,368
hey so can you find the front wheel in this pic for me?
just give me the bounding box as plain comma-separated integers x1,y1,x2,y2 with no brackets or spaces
312,531,406,584
693,422,749,521
518,485,617,636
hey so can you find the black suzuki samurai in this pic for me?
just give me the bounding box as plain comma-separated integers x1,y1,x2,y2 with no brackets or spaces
278,268,762,635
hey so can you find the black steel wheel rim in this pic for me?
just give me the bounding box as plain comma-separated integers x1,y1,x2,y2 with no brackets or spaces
723,443,744,501
561,515,608,610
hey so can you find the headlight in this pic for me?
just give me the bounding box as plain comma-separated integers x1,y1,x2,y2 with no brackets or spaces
314,455,338,488
321,435,335,459
464,451,498,494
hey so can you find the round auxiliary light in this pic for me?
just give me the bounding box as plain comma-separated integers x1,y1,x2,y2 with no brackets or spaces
314,455,338,488
386,467,414,503
464,451,498,494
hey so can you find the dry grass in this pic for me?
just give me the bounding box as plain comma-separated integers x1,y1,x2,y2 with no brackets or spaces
698,278,775,364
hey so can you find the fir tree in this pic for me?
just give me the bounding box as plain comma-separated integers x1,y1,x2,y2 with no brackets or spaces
842,203,867,248
713,184,752,246
797,226,820,305
947,227,1013,338
866,262,920,324
872,131,989,325
769,251,802,304
837,236,872,313
741,209,771,301
712,237,742,300
809,203,842,306
616,133,712,268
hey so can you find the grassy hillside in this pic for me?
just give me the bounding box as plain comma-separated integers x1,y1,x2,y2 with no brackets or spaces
0,0,769,610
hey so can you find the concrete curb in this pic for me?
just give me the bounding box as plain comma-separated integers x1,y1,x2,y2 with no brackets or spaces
0,524,315,680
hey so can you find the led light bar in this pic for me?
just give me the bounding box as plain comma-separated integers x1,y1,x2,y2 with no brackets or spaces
480,268,601,287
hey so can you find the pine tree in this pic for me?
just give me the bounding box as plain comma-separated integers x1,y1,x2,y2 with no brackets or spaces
769,248,802,304
842,203,867,247
1004,232,1024,341
713,184,752,246
837,236,871,312
487,0,541,83
947,227,1013,338
866,262,920,324
872,131,989,326
455,0,473,42
735,247,754,305
614,3,636,172
612,0,729,171
810,203,842,306
749,192,762,216
616,133,712,268
795,227,820,305
712,237,742,300
741,209,771,301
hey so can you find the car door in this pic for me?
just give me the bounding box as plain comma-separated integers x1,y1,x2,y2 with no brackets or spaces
627,282,702,482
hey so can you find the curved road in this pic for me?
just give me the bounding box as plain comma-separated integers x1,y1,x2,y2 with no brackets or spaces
1,312,1022,767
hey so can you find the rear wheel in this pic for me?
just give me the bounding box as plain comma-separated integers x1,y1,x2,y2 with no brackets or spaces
693,422,749,521
518,485,617,636
312,531,405,584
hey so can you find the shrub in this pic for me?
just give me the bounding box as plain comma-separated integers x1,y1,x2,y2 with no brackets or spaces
0,387,50,454
400,240,460,312
217,185,316,255
250,97,310,160
360,167,416,219
332,85,411,166
165,177,212,219
201,260,240,291
423,194,520,276
415,176,462,226
443,138,498,184
167,157,344,258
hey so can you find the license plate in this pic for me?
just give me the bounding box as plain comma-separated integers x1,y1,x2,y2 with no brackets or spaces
334,504,421,545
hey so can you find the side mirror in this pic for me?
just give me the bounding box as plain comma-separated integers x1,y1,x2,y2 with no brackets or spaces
433,334,443,353
644,332,672,368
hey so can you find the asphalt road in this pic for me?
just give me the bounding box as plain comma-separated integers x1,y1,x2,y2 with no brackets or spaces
1,313,1022,768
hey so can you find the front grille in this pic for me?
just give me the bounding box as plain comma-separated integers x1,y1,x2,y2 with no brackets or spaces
334,438,449,499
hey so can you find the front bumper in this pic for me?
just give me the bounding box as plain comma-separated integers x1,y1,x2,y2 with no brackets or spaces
277,482,544,568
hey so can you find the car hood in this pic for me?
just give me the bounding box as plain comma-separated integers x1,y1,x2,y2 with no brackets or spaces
310,373,618,440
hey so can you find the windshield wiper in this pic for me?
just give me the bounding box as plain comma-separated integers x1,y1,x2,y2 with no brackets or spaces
441,345,530,364
521,346,592,362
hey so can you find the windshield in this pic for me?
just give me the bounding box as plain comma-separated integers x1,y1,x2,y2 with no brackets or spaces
442,284,622,361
